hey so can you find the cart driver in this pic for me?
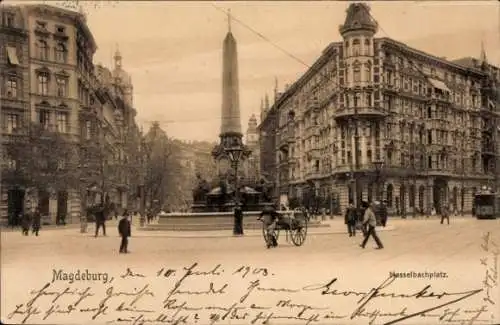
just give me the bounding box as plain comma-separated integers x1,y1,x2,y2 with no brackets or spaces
258,203,280,248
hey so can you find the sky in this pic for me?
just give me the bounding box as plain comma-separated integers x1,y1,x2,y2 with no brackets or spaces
14,1,500,142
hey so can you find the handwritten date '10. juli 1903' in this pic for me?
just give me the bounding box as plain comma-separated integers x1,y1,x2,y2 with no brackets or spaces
5,254,499,325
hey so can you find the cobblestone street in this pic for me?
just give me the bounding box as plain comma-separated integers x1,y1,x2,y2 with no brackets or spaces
2,217,499,325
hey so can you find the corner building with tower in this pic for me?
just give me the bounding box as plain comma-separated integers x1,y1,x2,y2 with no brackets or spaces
259,3,500,216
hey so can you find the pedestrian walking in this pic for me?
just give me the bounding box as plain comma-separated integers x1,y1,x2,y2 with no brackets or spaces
118,213,131,254
440,203,450,225
21,212,31,236
233,203,244,236
344,201,357,237
380,200,388,227
32,208,41,236
360,201,384,250
95,204,107,237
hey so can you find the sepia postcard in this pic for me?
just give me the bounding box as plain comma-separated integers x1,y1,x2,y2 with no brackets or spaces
1,1,499,324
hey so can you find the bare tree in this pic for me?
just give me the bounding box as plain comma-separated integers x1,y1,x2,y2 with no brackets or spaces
4,122,79,196
142,122,181,210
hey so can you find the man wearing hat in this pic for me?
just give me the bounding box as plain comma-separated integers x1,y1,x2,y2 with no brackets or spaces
360,201,384,249
344,201,357,237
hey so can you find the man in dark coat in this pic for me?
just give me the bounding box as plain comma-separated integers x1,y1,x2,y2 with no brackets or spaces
344,201,357,237
32,207,41,236
21,212,31,236
233,203,244,236
95,204,107,237
440,203,450,225
118,214,131,253
380,200,388,227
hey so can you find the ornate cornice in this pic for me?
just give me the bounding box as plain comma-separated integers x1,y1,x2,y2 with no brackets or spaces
35,66,51,75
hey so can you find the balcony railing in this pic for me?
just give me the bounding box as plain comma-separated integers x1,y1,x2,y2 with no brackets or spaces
334,106,386,120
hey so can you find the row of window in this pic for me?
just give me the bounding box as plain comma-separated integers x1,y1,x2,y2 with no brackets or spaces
36,72,68,97
2,110,69,134
35,39,68,63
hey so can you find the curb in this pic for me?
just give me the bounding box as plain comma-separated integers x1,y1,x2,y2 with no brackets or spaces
132,225,396,238
0,224,81,233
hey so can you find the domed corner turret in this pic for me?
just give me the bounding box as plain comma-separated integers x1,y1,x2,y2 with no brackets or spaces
339,2,378,37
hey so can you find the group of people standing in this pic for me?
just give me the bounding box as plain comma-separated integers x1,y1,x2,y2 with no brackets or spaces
344,200,386,250
13,208,42,236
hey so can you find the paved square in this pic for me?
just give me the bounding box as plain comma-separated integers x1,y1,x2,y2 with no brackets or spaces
1,218,499,325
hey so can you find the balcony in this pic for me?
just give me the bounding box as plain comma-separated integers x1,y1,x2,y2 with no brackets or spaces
426,93,452,104
0,24,28,38
305,170,323,181
426,168,454,178
334,106,387,121
1,97,27,111
382,83,398,94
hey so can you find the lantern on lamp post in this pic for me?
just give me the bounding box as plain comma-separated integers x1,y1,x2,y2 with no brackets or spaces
225,145,244,235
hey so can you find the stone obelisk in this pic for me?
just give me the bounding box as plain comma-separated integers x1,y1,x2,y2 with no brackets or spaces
220,9,242,141
212,9,251,184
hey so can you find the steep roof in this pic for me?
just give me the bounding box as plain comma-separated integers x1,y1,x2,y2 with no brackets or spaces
339,3,378,35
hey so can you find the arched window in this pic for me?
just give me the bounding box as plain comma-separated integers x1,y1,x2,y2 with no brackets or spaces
409,184,415,208
386,184,393,207
353,62,361,82
364,63,371,82
352,39,360,56
418,185,425,211
55,43,66,63
364,39,371,55
37,39,48,60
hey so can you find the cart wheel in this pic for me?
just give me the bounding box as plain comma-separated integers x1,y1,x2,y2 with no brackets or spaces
262,223,279,247
290,217,308,246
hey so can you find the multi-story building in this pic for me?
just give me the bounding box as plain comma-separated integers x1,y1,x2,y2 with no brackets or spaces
259,2,500,215
258,94,278,189
168,139,217,210
85,49,140,212
0,4,141,224
0,5,30,223
244,113,260,183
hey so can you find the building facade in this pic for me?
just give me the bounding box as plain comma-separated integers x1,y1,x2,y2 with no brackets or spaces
244,114,260,183
0,4,141,225
0,5,30,223
258,94,278,188
259,2,500,215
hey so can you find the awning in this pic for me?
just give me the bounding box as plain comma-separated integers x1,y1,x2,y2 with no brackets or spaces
6,46,19,65
427,78,450,92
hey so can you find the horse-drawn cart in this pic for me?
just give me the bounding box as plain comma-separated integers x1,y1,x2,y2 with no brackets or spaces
261,209,309,247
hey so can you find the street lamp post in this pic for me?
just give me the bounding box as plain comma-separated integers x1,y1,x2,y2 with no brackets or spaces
80,183,89,233
225,146,244,235
139,137,147,228
373,160,384,201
